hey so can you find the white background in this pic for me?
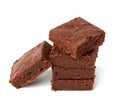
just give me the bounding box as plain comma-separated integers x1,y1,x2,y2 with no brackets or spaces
0,0,120,112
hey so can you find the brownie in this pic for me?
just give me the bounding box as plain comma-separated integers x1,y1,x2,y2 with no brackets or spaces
50,45,98,68
49,17,105,59
52,79,94,90
9,41,52,88
52,67,95,80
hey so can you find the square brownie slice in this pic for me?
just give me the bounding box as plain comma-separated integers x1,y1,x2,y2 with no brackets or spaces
52,67,95,80
52,79,94,91
9,41,52,88
50,45,98,68
49,17,105,59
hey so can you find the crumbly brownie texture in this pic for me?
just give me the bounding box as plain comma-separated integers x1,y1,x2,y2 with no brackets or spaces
50,45,98,68
9,41,52,88
49,17,105,59
52,79,94,91
52,67,95,80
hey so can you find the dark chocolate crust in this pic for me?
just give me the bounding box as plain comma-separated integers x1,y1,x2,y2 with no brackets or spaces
52,79,94,91
49,17,105,59
52,67,95,80
50,45,98,68
9,41,52,88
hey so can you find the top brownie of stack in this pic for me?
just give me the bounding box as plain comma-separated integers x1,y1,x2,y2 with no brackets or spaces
49,17,105,59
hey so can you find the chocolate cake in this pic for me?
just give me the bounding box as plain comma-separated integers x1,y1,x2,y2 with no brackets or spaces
52,79,94,90
52,67,95,80
9,17,105,90
9,41,52,88
50,45,98,68
49,17,105,59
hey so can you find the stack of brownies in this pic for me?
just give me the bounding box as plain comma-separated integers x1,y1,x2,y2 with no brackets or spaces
49,17,105,90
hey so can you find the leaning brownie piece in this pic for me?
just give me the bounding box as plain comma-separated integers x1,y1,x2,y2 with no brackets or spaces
52,67,95,80
49,17,105,59
9,41,52,88
52,79,94,91
50,45,98,68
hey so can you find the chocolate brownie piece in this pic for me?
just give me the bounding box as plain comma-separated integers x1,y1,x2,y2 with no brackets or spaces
50,45,98,68
52,67,95,80
49,17,105,59
9,41,52,88
52,79,94,90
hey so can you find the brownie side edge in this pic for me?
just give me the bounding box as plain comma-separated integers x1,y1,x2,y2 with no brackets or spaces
52,67,95,80
50,46,98,68
52,79,94,91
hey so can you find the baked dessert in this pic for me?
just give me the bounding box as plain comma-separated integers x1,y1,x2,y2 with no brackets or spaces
49,17,105,59
9,41,52,88
52,67,95,80
52,79,94,90
50,45,98,68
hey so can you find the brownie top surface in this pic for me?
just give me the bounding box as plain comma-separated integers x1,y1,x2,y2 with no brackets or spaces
10,41,51,79
49,17,105,48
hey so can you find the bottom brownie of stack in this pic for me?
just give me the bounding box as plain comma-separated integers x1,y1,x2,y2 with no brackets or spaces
52,67,95,90
50,46,98,90
52,79,94,90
